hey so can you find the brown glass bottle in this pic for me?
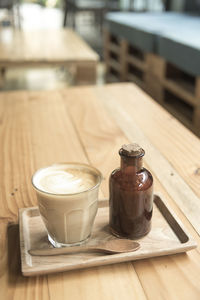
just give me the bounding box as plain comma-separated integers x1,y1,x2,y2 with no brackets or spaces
109,144,153,239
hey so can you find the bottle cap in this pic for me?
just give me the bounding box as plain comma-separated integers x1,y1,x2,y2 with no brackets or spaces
119,143,145,158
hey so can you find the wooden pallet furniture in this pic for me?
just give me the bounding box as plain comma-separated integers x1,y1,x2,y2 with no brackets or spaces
0,28,99,86
154,26,200,137
145,55,200,136
104,29,149,89
104,12,200,137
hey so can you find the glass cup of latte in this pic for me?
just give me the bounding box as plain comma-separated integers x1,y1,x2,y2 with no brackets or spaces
32,163,102,247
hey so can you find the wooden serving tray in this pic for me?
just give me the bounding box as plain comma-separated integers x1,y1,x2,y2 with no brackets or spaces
19,194,197,276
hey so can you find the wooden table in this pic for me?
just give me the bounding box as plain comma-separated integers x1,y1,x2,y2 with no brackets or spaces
1,83,200,299
0,28,99,85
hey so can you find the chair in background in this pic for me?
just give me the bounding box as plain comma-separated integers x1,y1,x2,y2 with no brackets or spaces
162,0,200,12
0,0,21,28
63,0,120,31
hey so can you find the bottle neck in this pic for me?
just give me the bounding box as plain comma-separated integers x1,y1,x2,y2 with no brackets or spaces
120,156,143,172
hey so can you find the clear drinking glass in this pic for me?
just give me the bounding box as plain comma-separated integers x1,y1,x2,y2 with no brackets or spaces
32,163,102,247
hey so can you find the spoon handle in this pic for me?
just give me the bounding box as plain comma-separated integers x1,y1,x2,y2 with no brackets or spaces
29,245,94,256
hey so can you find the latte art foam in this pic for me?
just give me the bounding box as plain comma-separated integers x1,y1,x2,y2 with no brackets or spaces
33,165,96,194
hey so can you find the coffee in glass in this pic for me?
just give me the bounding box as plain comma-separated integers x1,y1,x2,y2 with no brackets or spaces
32,163,102,247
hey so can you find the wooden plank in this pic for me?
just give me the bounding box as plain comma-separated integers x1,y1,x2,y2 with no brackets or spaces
103,30,120,82
120,40,128,81
145,54,165,103
146,53,166,78
107,59,121,72
193,107,200,136
98,83,200,235
162,101,193,132
163,78,196,106
26,90,106,196
0,89,95,300
0,67,6,88
75,62,97,84
0,89,93,218
107,43,121,54
126,55,147,71
145,73,164,104
60,86,128,196
0,61,97,68
195,78,200,136
0,92,53,299
134,250,200,300
0,91,57,300
47,263,147,300
0,222,50,300
0,91,34,219
195,77,200,99
103,29,110,63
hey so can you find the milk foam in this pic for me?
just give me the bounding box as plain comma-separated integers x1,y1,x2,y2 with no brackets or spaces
33,165,96,194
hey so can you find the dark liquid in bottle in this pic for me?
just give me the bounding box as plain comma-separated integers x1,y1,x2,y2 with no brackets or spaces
109,144,153,239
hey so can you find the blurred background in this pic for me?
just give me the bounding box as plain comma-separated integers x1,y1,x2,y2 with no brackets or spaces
0,0,200,135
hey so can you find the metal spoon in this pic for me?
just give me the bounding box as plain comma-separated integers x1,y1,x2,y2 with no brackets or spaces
29,239,140,256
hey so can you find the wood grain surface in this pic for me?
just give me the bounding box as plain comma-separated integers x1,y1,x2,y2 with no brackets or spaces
0,83,200,299
0,28,98,65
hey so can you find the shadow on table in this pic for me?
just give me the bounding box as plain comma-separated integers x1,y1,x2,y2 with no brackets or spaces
7,224,24,283
6,222,49,293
